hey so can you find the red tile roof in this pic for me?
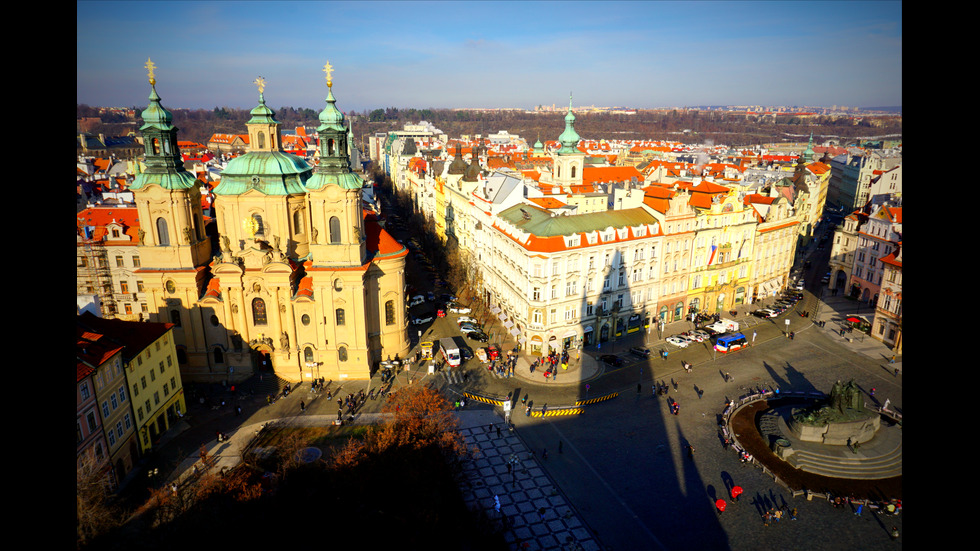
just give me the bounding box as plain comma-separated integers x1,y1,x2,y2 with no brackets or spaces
76,206,140,242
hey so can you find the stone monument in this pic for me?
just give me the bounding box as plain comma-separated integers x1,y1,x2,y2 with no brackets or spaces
787,379,880,445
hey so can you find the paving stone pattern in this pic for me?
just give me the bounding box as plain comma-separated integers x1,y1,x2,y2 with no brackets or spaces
457,425,601,551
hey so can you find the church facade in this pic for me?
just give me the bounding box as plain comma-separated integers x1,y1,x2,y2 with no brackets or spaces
131,62,409,384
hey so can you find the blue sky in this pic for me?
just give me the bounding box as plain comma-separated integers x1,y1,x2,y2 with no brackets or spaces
77,1,902,112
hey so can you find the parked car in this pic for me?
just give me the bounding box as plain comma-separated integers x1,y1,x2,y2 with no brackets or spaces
448,304,472,314
467,331,489,343
689,330,711,341
666,336,690,348
751,309,775,318
456,316,478,325
409,295,425,307
600,355,625,367
436,309,446,318
439,294,458,303
459,323,483,334
629,346,651,358
682,331,705,342
411,316,433,326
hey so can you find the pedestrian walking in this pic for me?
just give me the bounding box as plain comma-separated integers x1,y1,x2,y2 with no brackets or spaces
497,425,501,438
870,387,876,397
790,507,797,520
854,503,863,516
494,495,501,514
558,440,563,454
890,526,899,541
522,393,528,405
889,354,896,364
752,331,756,344
300,400,306,412
726,372,732,382
542,448,548,460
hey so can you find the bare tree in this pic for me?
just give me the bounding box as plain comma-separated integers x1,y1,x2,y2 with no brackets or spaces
76,449,121,548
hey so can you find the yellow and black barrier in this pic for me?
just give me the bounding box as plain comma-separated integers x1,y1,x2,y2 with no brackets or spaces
575,392,619,406
531,407,584,418
463,392,505,406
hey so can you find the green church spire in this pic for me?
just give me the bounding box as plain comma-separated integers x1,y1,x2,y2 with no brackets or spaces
130,58,198,191
557,92,581,155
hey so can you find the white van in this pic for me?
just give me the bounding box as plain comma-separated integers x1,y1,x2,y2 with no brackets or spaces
706,318,740,333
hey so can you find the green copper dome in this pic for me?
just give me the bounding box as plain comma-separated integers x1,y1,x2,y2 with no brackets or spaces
215,151,312,195
557,96,580,155
248,93,278,125
306,81,362,191
131,77,198,191
317,88,345,131
139,84,175,132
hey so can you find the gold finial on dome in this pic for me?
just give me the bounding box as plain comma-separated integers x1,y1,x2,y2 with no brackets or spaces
254,76,266,95
323,61,334,88
145,57,157,85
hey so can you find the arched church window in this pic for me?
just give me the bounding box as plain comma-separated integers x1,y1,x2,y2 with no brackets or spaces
571,165,577,178
252,298,268,326
257,131,265,149
329,216,341,243
338,346,348,362
169,309,181,327
327,139,335,156
213,348,224,364
304,347,314,364
156,218,170,246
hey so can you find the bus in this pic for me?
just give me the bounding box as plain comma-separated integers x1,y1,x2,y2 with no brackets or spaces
713,332,748,353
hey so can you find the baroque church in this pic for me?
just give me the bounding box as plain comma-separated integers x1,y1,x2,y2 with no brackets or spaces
130,61,409,383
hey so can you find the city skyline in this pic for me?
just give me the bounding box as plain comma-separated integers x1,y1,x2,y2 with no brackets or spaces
76,1,902,112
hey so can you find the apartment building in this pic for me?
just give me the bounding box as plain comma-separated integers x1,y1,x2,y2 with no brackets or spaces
77,317,139,488
485,204,663,355
78,312,186,455
77,206,148,321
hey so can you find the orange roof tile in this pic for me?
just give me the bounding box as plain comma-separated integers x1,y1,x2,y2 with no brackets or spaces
527,197,567,209
77,206,140,242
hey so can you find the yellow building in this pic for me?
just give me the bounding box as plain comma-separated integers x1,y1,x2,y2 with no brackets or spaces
688,183,757,313
131,62,408,384
78,312,185,455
